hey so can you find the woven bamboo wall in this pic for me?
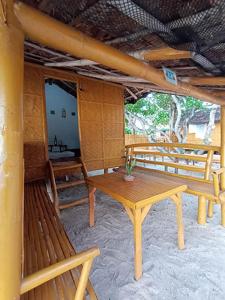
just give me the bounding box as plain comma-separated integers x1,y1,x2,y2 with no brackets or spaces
23,63,125,181
78,78,125,170
125,134,149,145
23,65,47,181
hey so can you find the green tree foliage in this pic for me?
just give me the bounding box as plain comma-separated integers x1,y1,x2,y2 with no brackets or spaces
125,92,215,143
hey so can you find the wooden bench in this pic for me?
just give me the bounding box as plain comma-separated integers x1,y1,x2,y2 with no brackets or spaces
21,181,100,300
125,142,225,226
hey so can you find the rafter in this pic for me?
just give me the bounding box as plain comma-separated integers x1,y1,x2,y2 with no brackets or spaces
77,71,149,83
125,87,138,99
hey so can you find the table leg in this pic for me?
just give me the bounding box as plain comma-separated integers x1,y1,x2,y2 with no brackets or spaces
133,208,142,280
170,193,185,250
89,187,96,227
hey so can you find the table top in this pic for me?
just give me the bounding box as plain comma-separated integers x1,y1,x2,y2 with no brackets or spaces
87,169,187,209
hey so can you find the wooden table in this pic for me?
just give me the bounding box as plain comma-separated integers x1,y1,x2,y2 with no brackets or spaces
87,169,187,280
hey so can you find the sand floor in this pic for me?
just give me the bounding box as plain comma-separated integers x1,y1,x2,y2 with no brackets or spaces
59,181,225,300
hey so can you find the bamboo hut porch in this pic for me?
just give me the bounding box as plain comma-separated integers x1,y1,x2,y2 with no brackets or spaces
2,1,225,299
59,179,225,300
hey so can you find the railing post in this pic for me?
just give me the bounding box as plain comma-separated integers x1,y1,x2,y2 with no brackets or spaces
0,2,24,299
221,106,225,190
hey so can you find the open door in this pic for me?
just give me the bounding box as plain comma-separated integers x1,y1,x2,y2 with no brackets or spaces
44,78,80,161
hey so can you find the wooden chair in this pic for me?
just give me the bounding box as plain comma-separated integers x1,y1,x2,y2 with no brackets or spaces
48,157,88,214
21,181,100,300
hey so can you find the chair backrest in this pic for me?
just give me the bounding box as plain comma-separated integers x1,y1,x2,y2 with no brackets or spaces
125,142,221,182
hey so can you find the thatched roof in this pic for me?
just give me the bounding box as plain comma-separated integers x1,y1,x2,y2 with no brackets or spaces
189,107,221,125
22,0,225,101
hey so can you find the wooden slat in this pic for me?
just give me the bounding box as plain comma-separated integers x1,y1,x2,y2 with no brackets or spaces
35,184,77,299
133,150,207,162
53,163,82,172
28,185,55,299
33,185,69,299
135,158,205,173
126,142,221,152
59,197,88,210
56,180,85,190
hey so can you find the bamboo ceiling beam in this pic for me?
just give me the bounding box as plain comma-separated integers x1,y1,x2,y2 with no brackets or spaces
184,76,225,86
14,2,225,105
45,47,192,68
143,47,191,61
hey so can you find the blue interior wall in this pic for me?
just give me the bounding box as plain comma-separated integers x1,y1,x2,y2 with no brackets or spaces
45,83,80,149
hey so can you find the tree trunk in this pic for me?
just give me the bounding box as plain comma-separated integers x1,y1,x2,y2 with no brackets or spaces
204,105,217,144
171,95,182,143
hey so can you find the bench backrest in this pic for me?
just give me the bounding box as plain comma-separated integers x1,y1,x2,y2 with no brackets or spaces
125,143,221,182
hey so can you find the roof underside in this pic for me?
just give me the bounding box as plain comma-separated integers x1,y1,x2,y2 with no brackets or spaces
22,0,225,102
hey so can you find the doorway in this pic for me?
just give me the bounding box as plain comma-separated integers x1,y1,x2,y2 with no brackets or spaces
45,78,80,161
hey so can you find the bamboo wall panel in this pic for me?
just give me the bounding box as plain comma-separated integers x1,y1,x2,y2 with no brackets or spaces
78,77,124,170
23,65,47,181
125,134,149,145
80,122,104,161
23,63,125,180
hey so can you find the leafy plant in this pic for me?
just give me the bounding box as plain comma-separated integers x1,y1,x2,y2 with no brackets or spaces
125,156,136,176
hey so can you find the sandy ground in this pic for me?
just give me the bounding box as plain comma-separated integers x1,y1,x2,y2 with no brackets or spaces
59,179,225,300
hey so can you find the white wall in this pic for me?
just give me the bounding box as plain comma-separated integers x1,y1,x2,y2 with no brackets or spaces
45,83,80,149
189,124,207,138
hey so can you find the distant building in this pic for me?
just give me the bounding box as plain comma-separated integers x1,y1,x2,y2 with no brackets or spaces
187,108,221,145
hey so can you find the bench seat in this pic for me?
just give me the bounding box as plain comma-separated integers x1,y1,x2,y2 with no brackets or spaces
136,167,216,200
22,181,99,300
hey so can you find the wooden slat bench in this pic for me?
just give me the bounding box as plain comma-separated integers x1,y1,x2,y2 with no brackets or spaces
21,181,100,300
125,143,225,226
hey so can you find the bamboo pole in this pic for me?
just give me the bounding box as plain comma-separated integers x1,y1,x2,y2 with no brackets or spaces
0,1,24,299
185,76,225,86
144,47,191,61
14,2,225,106
221,106,225,190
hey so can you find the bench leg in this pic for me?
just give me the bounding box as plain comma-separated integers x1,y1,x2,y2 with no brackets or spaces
207,201,214,218
221,203,225,227
133,208,142,280
89,187,96,227
170,193,185,250
198,196,206,225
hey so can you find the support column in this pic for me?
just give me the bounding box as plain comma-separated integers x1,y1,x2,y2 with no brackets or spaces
0,1,24,299
221,106,225,190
